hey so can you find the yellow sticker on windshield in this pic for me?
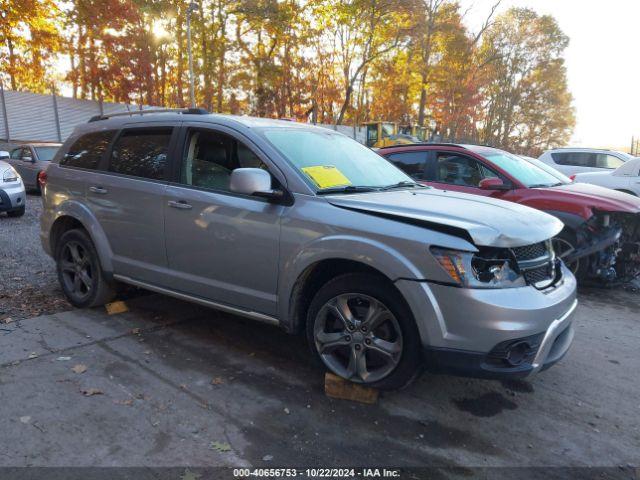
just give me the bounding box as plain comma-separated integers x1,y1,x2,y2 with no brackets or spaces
301,165,352,189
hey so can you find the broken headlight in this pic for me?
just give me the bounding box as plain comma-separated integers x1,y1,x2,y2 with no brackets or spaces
2,167,19,183
431,247,526,288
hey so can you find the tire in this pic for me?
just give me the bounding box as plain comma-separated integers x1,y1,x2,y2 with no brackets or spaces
306,273,422,390
55,229,116,308
7,206,25,217
553,230,588,280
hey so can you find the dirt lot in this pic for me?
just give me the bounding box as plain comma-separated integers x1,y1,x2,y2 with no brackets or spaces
0,194,70,321
1,194,639,477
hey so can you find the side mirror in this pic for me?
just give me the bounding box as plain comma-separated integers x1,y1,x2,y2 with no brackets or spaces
479,177,510,191
230,168,283,200
0,151,9,160
22,156,34,163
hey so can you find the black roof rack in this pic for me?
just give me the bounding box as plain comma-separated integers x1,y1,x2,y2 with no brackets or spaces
89,108,209,123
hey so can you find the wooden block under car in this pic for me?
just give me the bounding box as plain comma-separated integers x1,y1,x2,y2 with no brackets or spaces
324,372,379,404
105,301,129,315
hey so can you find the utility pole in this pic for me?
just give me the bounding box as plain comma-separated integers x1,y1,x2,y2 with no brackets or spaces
186,2,198,108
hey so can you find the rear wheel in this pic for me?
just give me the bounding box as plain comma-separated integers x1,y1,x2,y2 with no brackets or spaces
306,273,422,390
55,229,116,308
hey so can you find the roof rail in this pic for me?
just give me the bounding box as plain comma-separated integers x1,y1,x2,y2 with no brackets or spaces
376,142,466,149
88,108,209,123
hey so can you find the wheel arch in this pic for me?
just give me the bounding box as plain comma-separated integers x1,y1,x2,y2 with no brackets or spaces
278,235,426,333
48,202,114,274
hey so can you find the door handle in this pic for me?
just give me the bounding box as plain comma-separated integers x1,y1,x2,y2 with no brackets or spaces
168,200,193,210
89,186,108,194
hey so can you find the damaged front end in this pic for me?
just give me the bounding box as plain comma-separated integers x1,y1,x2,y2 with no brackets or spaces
565,211,640,285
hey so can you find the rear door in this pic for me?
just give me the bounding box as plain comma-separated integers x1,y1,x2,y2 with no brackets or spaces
385,150,429,180
550,152,598,175
88,123,177,284
163,123,284,315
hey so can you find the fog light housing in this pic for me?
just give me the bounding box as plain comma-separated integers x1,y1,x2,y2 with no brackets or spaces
506,341,531,366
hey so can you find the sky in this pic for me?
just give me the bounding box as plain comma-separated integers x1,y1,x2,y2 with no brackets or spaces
459,0,640,150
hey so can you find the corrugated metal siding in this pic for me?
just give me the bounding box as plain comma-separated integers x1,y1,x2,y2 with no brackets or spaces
3,91,59,142
0,90,7,140
0,89,149,142
0,89,367,144
56,96,101,140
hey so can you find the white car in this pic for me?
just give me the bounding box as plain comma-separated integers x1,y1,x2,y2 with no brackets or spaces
538,148,636,176
573,157,640,197
0,152,26,217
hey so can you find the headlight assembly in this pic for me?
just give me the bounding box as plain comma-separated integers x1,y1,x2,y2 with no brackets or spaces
431,247,526,288
2,167,19,183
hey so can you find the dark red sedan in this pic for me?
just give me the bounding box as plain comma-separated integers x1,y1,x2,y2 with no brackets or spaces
379,143,640,284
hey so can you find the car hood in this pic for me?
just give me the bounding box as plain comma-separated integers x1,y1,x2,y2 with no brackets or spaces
536,183,640,213
326,189,563,248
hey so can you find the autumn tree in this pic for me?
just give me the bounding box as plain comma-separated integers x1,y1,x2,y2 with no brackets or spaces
0,0,62,92
478,7,575,154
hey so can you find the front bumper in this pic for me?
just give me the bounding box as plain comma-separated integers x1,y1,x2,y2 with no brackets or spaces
423,300,576,379
395,262,578,379
0,180,25,212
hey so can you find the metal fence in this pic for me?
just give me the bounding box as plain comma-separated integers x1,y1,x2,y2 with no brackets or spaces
0,86,367,149
0,85,157,148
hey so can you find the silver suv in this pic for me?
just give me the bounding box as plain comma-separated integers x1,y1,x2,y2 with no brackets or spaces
41,110,577,389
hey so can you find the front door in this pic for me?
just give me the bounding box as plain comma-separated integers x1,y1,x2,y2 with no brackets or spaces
163,124,284,316
424,150,508,198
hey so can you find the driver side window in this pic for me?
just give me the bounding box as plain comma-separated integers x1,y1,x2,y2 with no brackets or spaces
181,129,267,192
433,153,498,187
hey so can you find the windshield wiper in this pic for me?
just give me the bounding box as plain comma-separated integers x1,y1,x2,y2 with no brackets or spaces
529,182,563,188
317,185,379,195
379,181,425,191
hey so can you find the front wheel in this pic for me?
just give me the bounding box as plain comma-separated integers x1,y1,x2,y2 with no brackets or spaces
306,273,422,390
55,229,116,308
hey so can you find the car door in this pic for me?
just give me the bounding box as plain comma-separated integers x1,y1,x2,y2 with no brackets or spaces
163,123,284,316
88,123,177,285
422,150,505,197
551,152,598,175
9,147,34,187
19,146,40,188
385,150,429,181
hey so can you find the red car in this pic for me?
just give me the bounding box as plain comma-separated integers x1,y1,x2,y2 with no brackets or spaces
380,143,640,284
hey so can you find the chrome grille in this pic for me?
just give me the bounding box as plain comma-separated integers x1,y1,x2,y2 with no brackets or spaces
511,241,558,288
512,242,548,261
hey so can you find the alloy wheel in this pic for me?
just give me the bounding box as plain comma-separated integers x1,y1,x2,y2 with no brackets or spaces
313,293,403,384
59,241,94,302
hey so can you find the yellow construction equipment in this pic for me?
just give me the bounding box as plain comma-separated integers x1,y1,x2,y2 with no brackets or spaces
363,121,422,148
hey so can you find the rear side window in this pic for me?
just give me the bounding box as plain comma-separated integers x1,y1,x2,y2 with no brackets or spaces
61,131,116,169
551,152,596,167
385,151,428,179
595,154,624,169
108,128,173,180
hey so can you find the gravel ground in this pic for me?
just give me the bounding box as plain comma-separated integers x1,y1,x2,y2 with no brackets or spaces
0,194,70,321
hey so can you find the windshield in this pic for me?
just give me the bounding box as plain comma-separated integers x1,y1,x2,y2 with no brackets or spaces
520,155,572,184
261,129,412,191
483,150,566,187
35,146,59,161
